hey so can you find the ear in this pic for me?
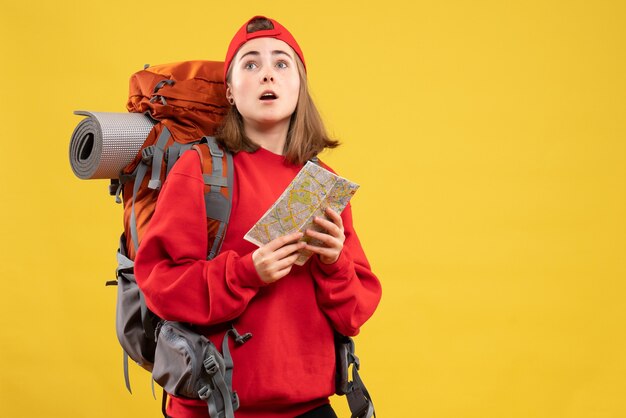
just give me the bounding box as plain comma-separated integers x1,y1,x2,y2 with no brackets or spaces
225,86,235,106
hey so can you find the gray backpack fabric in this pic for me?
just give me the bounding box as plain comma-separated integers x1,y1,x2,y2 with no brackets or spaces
115,235,159,373
153,322,251,418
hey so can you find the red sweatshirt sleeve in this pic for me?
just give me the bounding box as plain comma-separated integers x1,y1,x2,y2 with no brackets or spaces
134,151,266,326
309,203,382,336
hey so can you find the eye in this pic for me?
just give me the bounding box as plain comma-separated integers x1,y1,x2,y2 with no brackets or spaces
244,61,258,70
276,61,288,69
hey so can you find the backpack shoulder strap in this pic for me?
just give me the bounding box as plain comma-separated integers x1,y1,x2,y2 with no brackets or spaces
129,125,172,252
192,137,233,260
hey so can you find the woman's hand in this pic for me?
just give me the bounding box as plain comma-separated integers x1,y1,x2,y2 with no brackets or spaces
253,231,306,284
304,207,345,264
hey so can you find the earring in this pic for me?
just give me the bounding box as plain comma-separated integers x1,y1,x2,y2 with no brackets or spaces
228,97,235,106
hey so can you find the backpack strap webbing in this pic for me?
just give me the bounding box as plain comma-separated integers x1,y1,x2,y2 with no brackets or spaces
344,337,376,418
166,142,195,177
222,326,252,409
192,137,233,260
161,389,168,417
148,125,172,190
198,326,252,418
129,126,172,252
114,234,135,393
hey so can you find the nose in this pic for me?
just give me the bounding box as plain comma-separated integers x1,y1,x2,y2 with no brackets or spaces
262,75,274,83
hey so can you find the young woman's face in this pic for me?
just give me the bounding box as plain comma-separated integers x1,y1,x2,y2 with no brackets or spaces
228,37,301,130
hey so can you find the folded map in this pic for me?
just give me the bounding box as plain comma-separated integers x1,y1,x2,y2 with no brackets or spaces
244,161,359,265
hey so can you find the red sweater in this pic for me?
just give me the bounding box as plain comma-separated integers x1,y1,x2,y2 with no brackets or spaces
134,147,382,418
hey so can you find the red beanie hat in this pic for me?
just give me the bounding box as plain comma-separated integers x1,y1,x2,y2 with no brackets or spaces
224,16,306,84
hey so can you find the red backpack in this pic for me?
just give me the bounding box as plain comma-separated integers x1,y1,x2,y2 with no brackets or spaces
107,62,245,407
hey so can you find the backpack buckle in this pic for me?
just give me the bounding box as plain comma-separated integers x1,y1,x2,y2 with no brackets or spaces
152,79,175,94
141,145,155,165
198,385,211,400
109,179,120,196
348,352,360,369
230,326,252,345
203,355,219,376
149,95,168,105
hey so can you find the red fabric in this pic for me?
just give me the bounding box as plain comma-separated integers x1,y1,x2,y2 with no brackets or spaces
224,16,306,83
126,60,228,145
134,147,382,418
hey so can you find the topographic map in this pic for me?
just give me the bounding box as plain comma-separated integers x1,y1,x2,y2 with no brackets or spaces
244,161,359,265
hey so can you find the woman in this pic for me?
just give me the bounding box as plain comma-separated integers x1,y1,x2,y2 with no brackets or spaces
135,15,382,418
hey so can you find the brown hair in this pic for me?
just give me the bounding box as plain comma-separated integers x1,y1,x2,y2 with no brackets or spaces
217,18,339,165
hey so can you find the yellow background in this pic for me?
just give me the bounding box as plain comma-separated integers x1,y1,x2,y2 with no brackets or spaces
1,0,625,417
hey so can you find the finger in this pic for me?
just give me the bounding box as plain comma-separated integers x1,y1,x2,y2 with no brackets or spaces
265,231,304,251
324,206,344,228
267,252,302,281
272,240,306,260
256,241,304,268
306,219,345,242
313,216,342,237
304,243,338,259
273,251,302,272
305,229,340,248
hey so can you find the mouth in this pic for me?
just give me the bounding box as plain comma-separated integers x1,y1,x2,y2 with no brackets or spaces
259,91,278,101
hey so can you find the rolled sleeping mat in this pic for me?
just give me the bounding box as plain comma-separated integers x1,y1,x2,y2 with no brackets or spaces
69,110,156,179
